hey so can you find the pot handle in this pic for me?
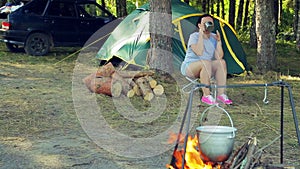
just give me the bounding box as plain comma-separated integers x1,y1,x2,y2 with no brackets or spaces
199,105,235,138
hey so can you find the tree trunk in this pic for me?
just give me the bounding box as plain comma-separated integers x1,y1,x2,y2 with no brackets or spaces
101,0,105,9
279,0,283,26
255,0,276,73
148,0,173,74
242,0,250,30
202,0,207,13
236,0,244,31
221,0,225,19
274,0,279,35
216,0,220,16
250,3,257,48
116,0,127,17
210,0,214,15
294,0,300,47
228,1,236,28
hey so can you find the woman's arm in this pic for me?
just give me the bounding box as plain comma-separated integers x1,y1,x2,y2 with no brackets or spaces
190,29,204,56
214,30,224,59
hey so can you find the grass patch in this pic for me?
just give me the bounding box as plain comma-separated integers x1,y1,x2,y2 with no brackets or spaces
0,42,300,167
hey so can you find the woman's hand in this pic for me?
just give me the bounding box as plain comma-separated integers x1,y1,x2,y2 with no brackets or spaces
198,23,209,39
214,30,221,42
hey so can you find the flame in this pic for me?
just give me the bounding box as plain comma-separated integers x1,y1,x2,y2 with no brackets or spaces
166,134,220,169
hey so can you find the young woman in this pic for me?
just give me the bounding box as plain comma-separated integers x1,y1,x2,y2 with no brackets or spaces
181,14,232,105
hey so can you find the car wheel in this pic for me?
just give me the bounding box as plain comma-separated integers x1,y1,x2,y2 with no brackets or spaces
6,43,24,53
25,33,50,56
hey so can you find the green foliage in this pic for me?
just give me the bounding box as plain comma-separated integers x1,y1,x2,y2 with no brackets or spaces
98,0,148,16
236,29,251,43
100,0,297,43
277,9,295,41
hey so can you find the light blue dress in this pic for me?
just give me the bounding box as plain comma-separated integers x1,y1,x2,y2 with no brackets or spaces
181,32,217,76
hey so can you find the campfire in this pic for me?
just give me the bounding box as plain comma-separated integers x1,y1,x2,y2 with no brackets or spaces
165,133,294,169
166,134,221,169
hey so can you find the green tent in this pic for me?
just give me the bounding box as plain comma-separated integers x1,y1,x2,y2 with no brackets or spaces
96,0,249,75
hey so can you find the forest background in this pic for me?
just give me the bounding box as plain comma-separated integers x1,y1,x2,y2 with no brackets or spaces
1,0,299,45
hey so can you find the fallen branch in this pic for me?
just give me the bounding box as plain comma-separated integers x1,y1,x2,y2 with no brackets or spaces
229,139,250,169
254,135,281,156
243,137,257,169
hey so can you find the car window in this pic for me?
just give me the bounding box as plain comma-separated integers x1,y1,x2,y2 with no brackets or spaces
47,2,76,17
23,0,48,15
78,3,110,18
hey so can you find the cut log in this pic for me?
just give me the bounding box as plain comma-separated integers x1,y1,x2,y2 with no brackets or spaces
136,77,154,101
117,70,155,78
145,76,157,88
124,78,137,87
111,72,131,94
96,62,115,77
126,89,135,98
111,81,122,97
92,77,112,96
153,84,164,96
83,72,96,92
133,84,142,96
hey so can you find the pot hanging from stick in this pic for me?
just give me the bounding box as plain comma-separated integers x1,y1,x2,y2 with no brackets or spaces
196,105,237,163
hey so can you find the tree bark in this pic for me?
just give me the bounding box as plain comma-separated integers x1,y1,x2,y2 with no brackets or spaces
250,3,257,48
295,0,300,47
274,0,279,35
279,0,283,26
116,0,127,17
202,0,207,13
256,0,277,73
242,0,250,31
209,0,214,15
148,0,173,74
101,0,105,9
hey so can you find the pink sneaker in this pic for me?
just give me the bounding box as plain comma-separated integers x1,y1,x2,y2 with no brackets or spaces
217,94,232,104
201,95,217,105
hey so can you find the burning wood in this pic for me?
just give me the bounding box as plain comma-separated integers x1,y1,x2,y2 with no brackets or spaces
167,134,294,169
166,134,221,169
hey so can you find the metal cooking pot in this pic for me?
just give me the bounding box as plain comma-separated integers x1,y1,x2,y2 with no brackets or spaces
196,105,237,163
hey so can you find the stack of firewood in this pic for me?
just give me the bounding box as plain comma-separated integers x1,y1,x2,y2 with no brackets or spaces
83,62,165,101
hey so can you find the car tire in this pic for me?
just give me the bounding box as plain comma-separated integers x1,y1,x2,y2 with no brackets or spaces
6,43,24,53
24,33,50,56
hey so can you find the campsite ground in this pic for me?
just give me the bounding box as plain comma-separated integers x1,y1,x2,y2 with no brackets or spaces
0,42,300,169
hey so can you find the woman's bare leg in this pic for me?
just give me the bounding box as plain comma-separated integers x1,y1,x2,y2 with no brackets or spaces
212,59,227,95
185,60,212,96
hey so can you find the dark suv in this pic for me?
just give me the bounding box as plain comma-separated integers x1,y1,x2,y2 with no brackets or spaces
0,0,116,56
